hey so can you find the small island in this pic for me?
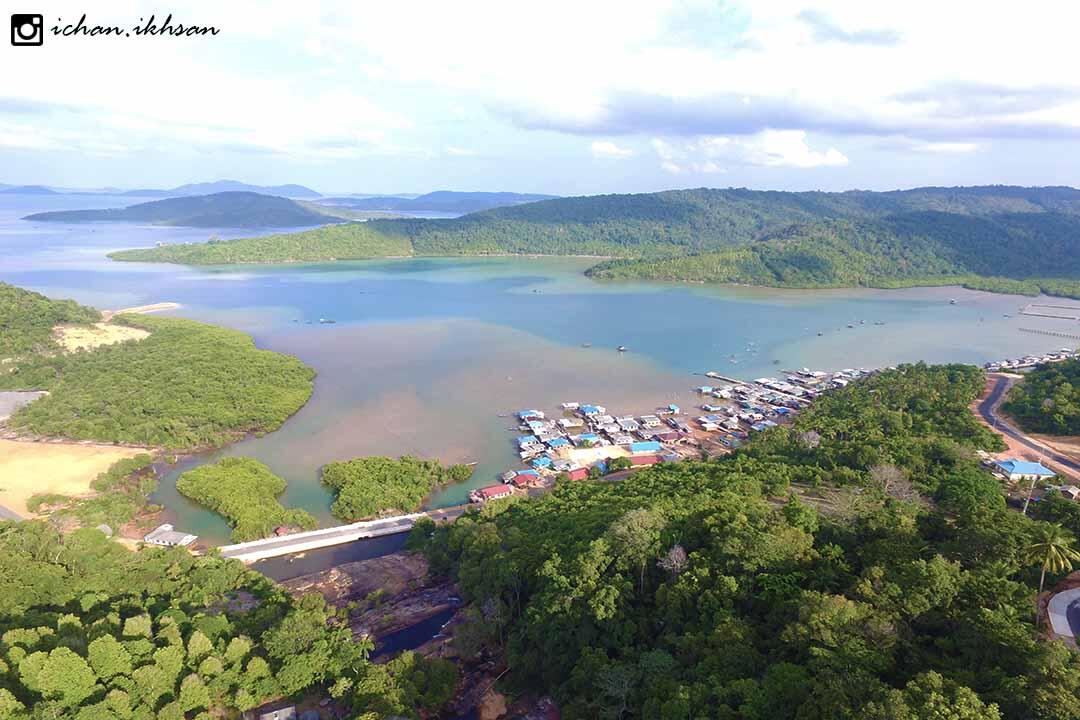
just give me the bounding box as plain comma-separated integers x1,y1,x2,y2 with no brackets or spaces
175,457,318,542
23,191,345,228
322,455,474,521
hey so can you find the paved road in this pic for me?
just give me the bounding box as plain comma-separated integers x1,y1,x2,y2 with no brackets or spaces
219,506,467,560
977,375,1080,475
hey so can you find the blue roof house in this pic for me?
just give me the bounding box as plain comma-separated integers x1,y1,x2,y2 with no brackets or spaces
547,437,570,449
994,459,1057,481
532,456,553,469
580,404,602,416
630,440,662,454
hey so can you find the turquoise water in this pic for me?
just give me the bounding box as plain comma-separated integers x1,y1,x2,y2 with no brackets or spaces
2,193,1077,543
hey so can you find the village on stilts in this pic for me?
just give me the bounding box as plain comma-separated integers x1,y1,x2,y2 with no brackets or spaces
468,366,876,503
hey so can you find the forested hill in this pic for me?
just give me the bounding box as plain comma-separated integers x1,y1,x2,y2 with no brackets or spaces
109,185,1080,297
23,191,343,228
0,282,100,358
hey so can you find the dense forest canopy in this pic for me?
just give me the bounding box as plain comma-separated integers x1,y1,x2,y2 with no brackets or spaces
109,186,1080,298
0,283,100,358
175,458,318,543
407,363,1080,719
321,456,474,522
24,192,343,228
0,521,456,718
1003,359,1080,435
0,312,314,450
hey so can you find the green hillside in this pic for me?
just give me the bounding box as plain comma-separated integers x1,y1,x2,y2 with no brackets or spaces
109,186,1080,297
0,282,101,358
24,191,343,228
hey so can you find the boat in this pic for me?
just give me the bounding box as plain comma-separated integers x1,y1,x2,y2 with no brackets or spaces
582,343,592,348
817,331,824,336
319,318,336,324
950,299,957,305
846,324,854,329
617,346,628,352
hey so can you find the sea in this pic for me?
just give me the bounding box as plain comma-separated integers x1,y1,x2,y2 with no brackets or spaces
2,192,1077,544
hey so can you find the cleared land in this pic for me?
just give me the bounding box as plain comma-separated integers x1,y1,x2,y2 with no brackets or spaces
0,439,142,517
53,322,150,352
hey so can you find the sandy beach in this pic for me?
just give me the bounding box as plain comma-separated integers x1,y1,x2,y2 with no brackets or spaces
0,439,143,518
101,302,180,321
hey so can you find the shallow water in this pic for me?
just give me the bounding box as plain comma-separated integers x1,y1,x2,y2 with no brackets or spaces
2,192,1077,543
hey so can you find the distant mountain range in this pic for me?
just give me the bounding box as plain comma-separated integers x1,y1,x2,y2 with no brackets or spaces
109,185,1080,299
0,180,322,199
317,190,559,214
0,185,59,195
139,180,322,198
23,191,344,228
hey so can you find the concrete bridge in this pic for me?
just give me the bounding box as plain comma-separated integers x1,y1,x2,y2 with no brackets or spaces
218,505,468,562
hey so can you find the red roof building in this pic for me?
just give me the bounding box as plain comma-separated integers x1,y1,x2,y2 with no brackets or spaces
477,484,514,500
566,467,589,481
630,454,661,466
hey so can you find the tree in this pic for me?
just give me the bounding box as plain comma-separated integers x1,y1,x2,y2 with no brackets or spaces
1027,522,1080,595
186,630,213,666
179,674,210,713
607,508,665,593
656,544,688,581
869,464,919,503
87,635,132,680
864,671,1001,719
32,648,99,708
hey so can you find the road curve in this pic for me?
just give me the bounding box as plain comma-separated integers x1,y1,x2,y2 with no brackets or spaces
977,374,1080,475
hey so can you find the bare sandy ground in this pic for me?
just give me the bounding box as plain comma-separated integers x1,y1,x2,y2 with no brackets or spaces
1031,433,1080,463
101,302,180,321
0,439,142,517
53,323,150,352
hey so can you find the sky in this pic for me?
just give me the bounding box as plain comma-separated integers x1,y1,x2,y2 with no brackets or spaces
2,0,1080,195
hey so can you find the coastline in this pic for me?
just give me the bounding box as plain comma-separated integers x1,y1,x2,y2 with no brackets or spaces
105,246,1080,302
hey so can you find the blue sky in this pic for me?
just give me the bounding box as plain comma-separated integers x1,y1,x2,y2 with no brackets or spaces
3,0,1080,195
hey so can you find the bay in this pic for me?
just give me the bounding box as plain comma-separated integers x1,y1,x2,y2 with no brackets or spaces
1,193,1074,543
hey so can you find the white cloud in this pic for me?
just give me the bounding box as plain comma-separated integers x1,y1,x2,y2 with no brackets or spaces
653,130,847,173
881,138,980,154
590,140,634,159
445,146,478,156
3,0,1079,181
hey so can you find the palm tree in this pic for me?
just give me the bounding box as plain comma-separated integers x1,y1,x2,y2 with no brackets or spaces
1027,523,1080,595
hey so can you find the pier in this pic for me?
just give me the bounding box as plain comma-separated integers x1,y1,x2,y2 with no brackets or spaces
218,505,468,562
1019,327,1080,341
1020,303,1080,321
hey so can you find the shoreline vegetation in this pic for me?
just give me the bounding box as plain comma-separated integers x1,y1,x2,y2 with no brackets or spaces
0,311,315,450
0,282,318,536
1003,357,1080,435
321,456,474,522
407,363,1080,719
175,457,318,542
107,185,1080,300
